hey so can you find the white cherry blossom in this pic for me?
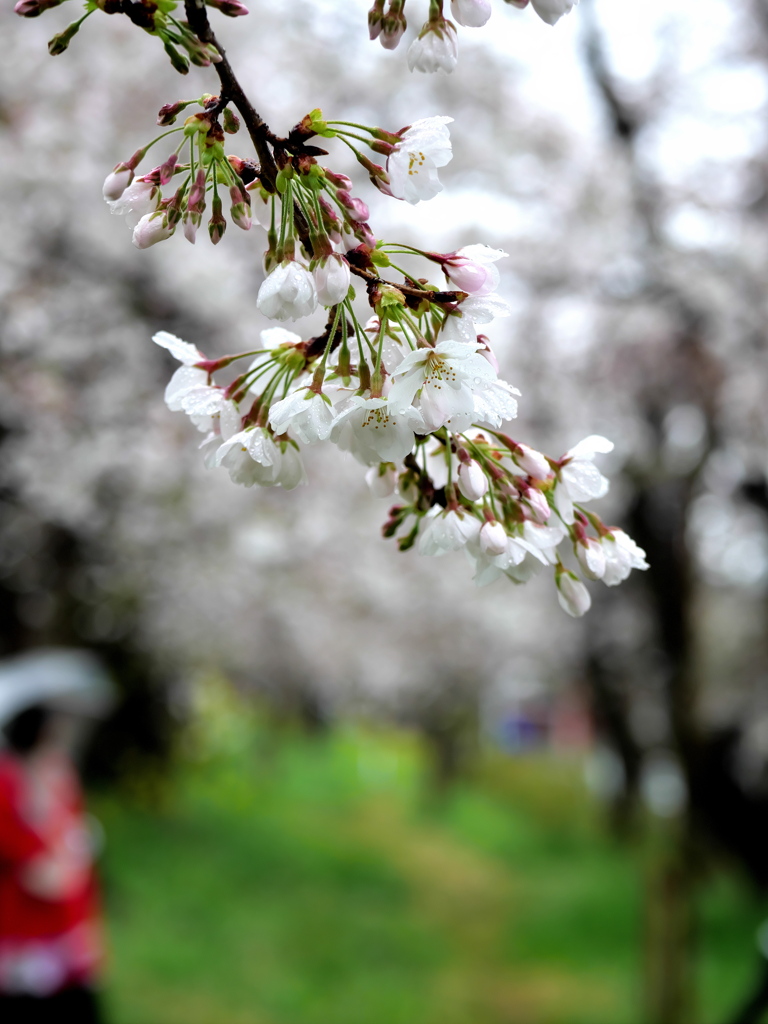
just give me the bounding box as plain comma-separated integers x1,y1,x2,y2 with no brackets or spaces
575,537,607,581
331,396,424,465
257,260,317,321
601,529,649,586
268,389,334,445
417,507,480,556
153,330,239,436
215,429,306,489
440,292,513,344
107,179,157,227
554,435,614,524
216,427,279,486
387,117,453,205
388,339,518,432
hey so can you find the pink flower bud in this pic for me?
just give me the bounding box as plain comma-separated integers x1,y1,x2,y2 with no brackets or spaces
476,335,499,374
514,443,551,480
187,169,207,213
325,171,354,191
522,485,551,523
457,460,488,501
229,186,251,231
15,0,64,17
380,19,407,49
480,520,507,556
205,0,249,15
209,195,227,245
337,191,370,223
369,0,385,39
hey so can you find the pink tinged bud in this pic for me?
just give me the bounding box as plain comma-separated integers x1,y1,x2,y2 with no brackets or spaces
444,257,497,295
380,20,407,49
524,487,551,523
102,166,134,201
206,0,250,15
187,169,207,212
313,254,351,306
15,0,64,16
576,538,607,581
450,0,491,27
208,195,227,245
158,153,179,186
506,0,529,7
514,443,551,480
366,463,397,498
556,570,591,618
229,186,251,231
325,171,354,191
458,460,488,501
368,0,385,39
480,520,507,556
132,213,174,249
476,336,499,374
337,191,370,223
157,101,187,126
352,221,377,248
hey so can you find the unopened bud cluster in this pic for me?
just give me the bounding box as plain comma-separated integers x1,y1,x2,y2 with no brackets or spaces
17,0,578,75
16,0,247,66
368,0,579,75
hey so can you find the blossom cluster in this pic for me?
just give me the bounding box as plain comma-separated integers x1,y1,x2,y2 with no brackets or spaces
19,0,644,617
15,0,247,66
17,0,577,76
369,0,579,75
153,205,647,617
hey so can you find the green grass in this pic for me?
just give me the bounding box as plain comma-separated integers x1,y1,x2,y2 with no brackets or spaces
91,697,765,1024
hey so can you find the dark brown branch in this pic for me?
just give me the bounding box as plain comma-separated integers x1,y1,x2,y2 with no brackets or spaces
183,0,278,192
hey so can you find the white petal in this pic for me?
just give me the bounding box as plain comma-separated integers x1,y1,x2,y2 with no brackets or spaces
153,331,204,366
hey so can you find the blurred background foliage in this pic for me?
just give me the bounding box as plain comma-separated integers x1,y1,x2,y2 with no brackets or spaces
3,0,768,1021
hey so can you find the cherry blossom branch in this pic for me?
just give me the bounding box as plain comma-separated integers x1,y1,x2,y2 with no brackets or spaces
182,0,279,191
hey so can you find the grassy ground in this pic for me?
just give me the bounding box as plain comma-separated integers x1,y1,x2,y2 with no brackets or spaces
92,694,765,1024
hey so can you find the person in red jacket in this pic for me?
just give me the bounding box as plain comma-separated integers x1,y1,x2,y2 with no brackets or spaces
0,705,104,1023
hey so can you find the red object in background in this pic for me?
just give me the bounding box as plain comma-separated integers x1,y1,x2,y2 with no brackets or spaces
0,749,103,997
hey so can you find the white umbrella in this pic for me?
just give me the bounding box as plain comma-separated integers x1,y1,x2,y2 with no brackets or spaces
0,648,116,727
